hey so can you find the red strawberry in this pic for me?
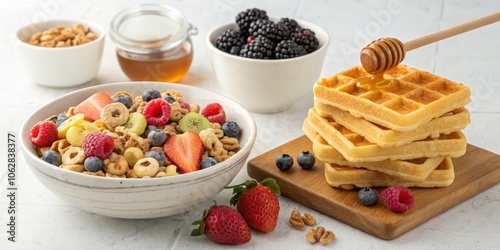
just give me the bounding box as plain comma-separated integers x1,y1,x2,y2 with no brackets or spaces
226,178,281,233
30,121,59,147
191,202,251,245
164,131,203,173
73,92,112,121
201,103,226,124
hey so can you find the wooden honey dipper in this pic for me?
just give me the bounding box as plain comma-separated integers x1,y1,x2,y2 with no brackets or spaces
360,12,500,74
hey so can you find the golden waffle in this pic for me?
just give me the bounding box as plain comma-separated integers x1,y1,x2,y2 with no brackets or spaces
314,101,470,147
312,135,443,182
324,157,455,190
313,64,471,131
305,109,467,162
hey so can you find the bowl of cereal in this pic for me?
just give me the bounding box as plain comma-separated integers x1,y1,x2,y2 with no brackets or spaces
15,19,105,87
20,82,256,219
207,9,329,113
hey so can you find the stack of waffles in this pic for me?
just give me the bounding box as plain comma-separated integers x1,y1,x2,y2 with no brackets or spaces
302,64,471,190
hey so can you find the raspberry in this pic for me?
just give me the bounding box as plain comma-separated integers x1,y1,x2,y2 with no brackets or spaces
30,121,59,147
179,101,191,111
82,132,114,160
201,103,226,124
382,186,414,213
143,98,171,126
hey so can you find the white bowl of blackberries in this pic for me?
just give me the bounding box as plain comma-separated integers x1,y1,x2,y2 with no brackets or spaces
207,8,329,113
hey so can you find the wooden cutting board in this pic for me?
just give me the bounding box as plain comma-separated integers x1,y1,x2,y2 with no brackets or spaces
247,136,500,240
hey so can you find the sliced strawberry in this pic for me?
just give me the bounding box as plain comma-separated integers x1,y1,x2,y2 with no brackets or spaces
201,103,226,124
73,92,112,121
164,131,203,173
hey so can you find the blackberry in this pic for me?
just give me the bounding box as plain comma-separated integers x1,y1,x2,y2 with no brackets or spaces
235,8,268,36
249,19,290,43
239,36,274,59
274,40,306,59
291,28,319,53
215,29,245,55
278,17,300,32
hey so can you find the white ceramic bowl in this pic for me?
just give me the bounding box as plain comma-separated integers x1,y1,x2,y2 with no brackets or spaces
207,19,329,113
20,82,256,219
15,19,105,88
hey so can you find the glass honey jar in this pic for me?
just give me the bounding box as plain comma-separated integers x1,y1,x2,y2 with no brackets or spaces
110,4,197,83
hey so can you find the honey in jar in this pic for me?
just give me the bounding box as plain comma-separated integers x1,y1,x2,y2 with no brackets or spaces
110,4,197,82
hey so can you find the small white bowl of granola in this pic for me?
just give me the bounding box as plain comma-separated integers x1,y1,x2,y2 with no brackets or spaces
20,82,256,219
14,19,105,87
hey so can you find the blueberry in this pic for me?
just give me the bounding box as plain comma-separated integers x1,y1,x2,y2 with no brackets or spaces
163,95,176,104
142,89,161,102
144,125,159,137
145,150,166,166
113,95,133,109
297,151,315,170
148,129,167,146
42,150,61,166
48,116,57,124
84,157,103,172
357,188,378,206
200,157,218,169
221,121,241,138
55,113,68,127
275,154,293,171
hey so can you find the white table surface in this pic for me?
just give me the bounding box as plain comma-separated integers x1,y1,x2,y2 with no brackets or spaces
1,0,499,249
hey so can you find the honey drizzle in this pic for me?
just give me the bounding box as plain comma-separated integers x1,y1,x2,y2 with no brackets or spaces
355,72,392,91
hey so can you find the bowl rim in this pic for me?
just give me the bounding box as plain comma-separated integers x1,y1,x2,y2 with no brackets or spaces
15,19,106,51
206,17,330,63
20,81,257,186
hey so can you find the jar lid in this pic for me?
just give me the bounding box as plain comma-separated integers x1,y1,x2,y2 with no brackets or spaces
110,4,192,54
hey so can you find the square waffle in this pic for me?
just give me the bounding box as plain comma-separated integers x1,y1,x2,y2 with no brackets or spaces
314,101,470,147
305,109,467,162
313,64,471,132
324,157,455,190
310,134,444,182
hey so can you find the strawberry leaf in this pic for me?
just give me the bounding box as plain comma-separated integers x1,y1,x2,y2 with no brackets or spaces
261,178,281,196
225,179,281,206
191,201,216,236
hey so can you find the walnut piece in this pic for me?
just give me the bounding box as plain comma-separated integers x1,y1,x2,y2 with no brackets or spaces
289,209,305,229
